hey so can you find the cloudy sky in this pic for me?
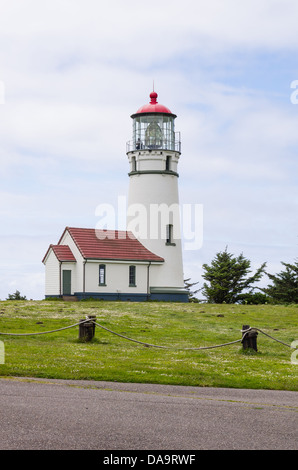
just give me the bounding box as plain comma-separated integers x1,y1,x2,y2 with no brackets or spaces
0,0,297,300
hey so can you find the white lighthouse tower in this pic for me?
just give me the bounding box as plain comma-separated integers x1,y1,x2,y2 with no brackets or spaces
126,90,188,302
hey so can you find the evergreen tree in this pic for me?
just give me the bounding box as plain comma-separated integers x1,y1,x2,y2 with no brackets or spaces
6,290,27,300
184,278,200,302
262,260,298,303
202,247,266,304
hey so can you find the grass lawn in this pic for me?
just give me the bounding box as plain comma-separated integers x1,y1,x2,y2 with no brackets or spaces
0,300,297,390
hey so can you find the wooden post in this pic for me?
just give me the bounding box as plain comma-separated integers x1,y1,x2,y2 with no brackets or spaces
242,324,250,350
79,317,96,342
242,324,258,352
87,315,96,338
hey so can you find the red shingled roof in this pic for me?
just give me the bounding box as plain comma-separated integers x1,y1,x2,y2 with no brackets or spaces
59,227,164,262
42,244,76,263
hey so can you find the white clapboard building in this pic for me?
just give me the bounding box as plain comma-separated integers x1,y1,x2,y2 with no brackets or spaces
43,91,188,302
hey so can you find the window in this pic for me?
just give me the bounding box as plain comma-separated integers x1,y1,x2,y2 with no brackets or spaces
133,115,175,151
165,156,171,171
166,224,175,245
132,156,136,171
129,265,136,286
99,264,106,285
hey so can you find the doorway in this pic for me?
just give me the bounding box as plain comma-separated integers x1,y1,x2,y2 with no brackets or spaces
62,270,72,295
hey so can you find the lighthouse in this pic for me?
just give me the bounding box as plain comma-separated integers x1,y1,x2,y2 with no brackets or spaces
126,90,188,302
43,89,188,302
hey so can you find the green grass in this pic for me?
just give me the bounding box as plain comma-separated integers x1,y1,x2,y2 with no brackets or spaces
0,300,297,390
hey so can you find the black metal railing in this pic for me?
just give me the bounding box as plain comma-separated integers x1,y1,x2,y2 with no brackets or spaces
126,134,181,153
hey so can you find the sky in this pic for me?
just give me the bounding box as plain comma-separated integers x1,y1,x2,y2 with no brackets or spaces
0,0,297,300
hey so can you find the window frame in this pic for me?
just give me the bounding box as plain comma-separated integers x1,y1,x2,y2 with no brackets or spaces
129,265,136,287
165,155,171,171
131,156,137,171
166,224,176,246
99,264,106,286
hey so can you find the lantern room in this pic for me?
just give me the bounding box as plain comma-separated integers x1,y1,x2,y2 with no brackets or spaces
126,91,181,153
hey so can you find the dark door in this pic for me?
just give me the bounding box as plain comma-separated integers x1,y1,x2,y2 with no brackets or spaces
62,270,72,295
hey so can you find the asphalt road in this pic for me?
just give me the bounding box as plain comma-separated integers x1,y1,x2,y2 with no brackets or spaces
0,377,297,451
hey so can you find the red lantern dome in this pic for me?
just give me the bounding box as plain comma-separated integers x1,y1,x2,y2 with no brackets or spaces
132,91,175,116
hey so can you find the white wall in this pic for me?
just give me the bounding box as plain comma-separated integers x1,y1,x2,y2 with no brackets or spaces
85,261,150,294
44,250,60,296
127,155,184,288
128,149,179,173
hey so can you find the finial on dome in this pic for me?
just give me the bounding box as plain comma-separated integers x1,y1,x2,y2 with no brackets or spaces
150,90,158,104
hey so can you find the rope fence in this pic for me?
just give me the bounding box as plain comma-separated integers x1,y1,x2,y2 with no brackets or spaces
92,320,243,350
0,320,85,336
0,318,296,351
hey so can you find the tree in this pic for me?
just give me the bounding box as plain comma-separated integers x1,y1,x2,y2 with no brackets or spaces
237,292,270,305
262,260,298,304
184,278,200,302
201,247,266,304
6,290,27,300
